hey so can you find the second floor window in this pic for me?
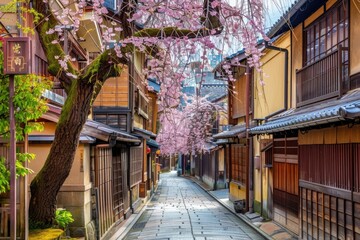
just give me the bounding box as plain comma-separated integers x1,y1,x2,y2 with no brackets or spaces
135,89,149,120
304,1,348,66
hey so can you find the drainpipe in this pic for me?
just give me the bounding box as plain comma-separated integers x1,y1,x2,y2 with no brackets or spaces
245,65,254,213
264,41,289,121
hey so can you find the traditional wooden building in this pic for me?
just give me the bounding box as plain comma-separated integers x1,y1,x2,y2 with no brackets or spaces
90,49,160,238
250,0,360,238
213,53,253,212
28,103,141,239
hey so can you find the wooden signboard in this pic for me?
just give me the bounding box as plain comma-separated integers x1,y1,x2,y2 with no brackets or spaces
3,37,30,75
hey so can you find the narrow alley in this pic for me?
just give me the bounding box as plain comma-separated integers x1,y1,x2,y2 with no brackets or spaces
121,172,264,240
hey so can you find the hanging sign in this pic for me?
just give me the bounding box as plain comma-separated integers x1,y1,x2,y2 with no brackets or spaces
3,37,30,75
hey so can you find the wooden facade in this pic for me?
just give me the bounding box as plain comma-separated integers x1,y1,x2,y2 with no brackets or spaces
230,144,247,186
298,125,360,239
272,137,299,234
248,0,360,237
91,144,130,238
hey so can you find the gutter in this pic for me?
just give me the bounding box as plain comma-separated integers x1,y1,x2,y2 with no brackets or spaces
264,41,289,121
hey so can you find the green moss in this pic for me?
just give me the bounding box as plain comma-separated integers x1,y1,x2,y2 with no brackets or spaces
253,200,261,214
29,228,63,240
39,19,77,78
57,80,77,125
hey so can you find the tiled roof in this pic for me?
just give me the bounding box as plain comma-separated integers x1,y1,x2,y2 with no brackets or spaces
133,127,157,138
29,134,96,143
250,90,360,135
83,120,140,143
213,124,246,139
201,84,228,102
203,142,218,151
267,0,328,38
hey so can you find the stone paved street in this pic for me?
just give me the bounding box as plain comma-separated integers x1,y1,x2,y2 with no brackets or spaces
122,172,264,240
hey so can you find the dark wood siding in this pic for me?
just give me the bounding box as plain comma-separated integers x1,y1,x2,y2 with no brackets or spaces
94,146,113,237
130,146,143,187
93,68,129,108
231,144,247,185
202,152,215,181
299,143,360,239
273,137,299,234
194,154,202,177
112,147,127,222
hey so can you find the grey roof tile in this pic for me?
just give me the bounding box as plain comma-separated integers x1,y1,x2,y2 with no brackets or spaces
250,90,360,134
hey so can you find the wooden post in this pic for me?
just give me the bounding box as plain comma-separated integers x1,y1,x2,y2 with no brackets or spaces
3,37,31,240
9,75,16,240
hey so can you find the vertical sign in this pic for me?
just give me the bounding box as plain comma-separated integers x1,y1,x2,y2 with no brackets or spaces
3,37,30,240
3,37,30,75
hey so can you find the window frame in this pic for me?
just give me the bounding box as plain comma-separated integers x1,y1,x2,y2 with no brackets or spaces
304,1,349,66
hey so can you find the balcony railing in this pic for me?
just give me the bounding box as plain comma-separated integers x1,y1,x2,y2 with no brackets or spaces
296,46,349,107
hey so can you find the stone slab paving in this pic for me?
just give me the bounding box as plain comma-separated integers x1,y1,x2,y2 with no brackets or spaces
122,172,264,240
208,189,297,240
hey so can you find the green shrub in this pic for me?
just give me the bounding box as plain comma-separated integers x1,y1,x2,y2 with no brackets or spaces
54,209,74,230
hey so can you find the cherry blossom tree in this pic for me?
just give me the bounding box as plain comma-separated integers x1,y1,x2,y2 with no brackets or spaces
26,0,268,226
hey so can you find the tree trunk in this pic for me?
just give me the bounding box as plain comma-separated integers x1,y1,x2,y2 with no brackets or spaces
29,80,94,228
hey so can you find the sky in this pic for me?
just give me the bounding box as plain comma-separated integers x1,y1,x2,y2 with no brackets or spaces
264,0,297,30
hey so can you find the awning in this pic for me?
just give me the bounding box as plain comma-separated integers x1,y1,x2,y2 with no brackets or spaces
250,91,360,135
148,78,160,93
83,120,141,143
213,124,246,139
133,127,157,139
147,138,159,149
203,142,219,151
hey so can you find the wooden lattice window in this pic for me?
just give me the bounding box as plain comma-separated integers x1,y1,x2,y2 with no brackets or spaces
231,144,247,185
130,146,143,187
94,146,114,237
112,147,127,222
135,89,149,120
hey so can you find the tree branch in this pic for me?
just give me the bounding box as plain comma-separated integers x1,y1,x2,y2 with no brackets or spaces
134,0,222,38
33,0,78,93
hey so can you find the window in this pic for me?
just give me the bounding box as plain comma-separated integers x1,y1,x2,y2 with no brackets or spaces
304,1,348,66
135,89,149,120
130,146,143,187
261,140,273,168
231,144,247,185
93,113,127,131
